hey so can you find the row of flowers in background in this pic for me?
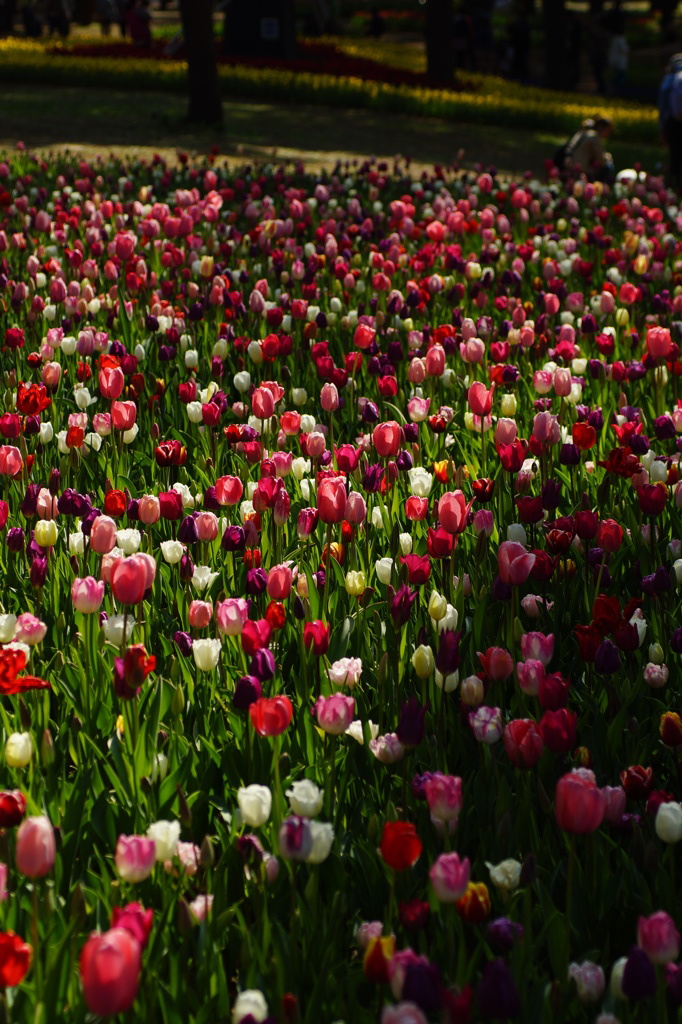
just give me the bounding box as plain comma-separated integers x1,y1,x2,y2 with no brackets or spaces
0,35,659,141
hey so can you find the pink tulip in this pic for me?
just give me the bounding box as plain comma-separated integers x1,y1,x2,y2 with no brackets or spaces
188,601,213,630
520,631,554,665
110,555,151,606
317,477,346,524
553,368,572,397
429,852,470,902
473,509,494,537
111,401,137,432
438,490,470,534
467,381,495,417
90,515,118,555
36,488,58,520
215,475,244,506
479,646,514,681
646,326,673,361
494,418,518,446
533,370,554,395
99,365,125,400
267,565,293,600
407,396,430,422
516,659,545,696
381,1004,427,1024
533,411,560,445
314,694,355,735
320,383,339,411
195,511,218,542
407,359,426,385
424,345,445,377
344,491,366,525
252,387,275,419
80,927,141,1017
372,421,402,457
555,770,605,835
15,815,56,877
497,541,536,586
601,785,626,824
460,337,485,363
637,911,680,964
115,835,156,884
424,774,463,823
70,576,105,614
92,412,112,436
306,432,326,458
0,446,23,477
138,495,160,526
216,598,249,636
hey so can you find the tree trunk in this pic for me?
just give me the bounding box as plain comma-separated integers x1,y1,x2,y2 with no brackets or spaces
179,0,222,124
425,0,454,86
543,0,567,90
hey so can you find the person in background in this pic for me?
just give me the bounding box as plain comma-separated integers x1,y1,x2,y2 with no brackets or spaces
46,0,71,34
126,0,151,45
564,116,614,182
659,53,682,189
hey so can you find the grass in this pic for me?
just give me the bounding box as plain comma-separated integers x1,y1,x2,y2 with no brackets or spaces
0,83,666,178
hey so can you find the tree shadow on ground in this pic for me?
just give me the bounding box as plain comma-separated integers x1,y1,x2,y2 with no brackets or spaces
0,84,664,178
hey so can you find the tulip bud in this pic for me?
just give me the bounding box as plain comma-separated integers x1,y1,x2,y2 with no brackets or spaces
428,591,448,621
5,732,31,768
411,645,434,679
200,835,215,868
171,685,185,718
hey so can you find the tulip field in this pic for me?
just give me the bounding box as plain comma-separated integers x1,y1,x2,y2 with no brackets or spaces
2,147,682,1023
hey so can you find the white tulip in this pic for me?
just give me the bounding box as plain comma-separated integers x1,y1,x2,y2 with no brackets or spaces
237,785,272,828
147,819,181,861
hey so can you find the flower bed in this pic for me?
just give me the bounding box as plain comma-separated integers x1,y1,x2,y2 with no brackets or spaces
0,35,659,140
0,148,680,1021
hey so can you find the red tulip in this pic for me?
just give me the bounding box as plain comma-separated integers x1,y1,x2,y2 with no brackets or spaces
555,770,605,834
540,708,577,754
317,477,346,524
158,490,184,520
111,401,137,432
249,695,293,736
497,440,526,472
468,381,495,417
372,421,402,457
405,496,428,521
303,620,330,656
620,765,654,800
111,903,153,951
0,791,26,827
99,365,124,400
0,932,32,989
80,927,141,1017
503,719,544,768
265,564,292,601
241,619,272,656
110,555,151,606
637,483,667,516
438,490,471,534
379,821,422,872
595,518,623,552
252,386,275,419
426,526,454,559
215,475,244,506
